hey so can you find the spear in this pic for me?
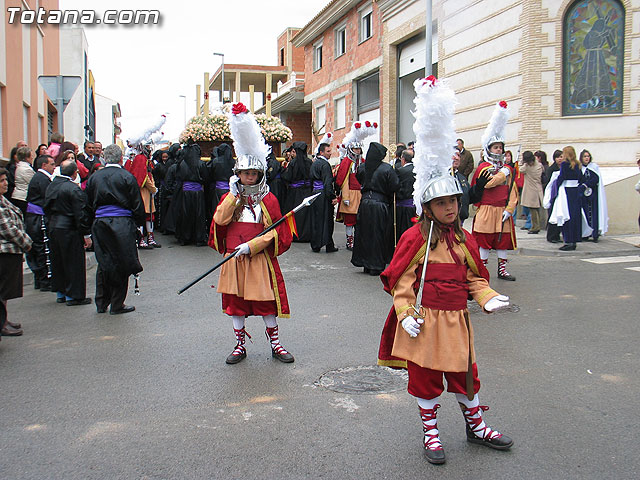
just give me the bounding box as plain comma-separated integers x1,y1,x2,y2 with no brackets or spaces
177,192,321,295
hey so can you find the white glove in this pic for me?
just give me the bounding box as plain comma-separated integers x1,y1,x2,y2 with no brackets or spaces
235,242,250,256
401,316,424,338
501,210,511,222
485,294,510,312
343,199,350,206
229,175,241,197
499,166,511,177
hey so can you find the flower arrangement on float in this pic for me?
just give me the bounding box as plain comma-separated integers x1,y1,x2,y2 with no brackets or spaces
180,113,293,144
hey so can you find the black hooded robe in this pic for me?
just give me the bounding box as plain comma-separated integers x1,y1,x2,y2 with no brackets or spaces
394,162,416,243
174,143,208,245
43,176,93,300
25,171,52,288
205,143,234,229
281,141,313,242
266,152,285,208
351,142,399,273
85,165,145,311
309,155,336,251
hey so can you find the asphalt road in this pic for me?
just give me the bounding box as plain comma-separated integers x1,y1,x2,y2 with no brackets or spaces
1,226,638,479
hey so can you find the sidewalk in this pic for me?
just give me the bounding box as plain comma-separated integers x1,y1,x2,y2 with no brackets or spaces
512,219,640,257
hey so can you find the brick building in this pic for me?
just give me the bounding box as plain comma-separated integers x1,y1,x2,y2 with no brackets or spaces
292,0,384,154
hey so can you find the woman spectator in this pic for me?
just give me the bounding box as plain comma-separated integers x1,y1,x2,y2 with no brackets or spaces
519,150,544,234
6,147,19,200
53,148,88,185
579,149,608,242
46,132,64,159
35,144,48,157
0,167,32,338
10,147,35,216
535,150,549,189
550,146,584,251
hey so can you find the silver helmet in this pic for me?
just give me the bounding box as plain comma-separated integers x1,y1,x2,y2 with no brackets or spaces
420,174,463,205
483,136,505,167
347,141,363,163
234,154,269,203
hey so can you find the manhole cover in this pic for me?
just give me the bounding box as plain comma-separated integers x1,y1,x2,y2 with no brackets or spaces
466,301,520,315
317,365,408,394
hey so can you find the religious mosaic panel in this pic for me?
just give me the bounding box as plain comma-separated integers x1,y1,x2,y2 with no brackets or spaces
563,0,624,116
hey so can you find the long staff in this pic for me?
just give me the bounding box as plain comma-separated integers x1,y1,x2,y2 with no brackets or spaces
177,192,321,295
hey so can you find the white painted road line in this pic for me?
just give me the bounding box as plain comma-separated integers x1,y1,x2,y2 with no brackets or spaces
581,256,640,264
624,266,640,272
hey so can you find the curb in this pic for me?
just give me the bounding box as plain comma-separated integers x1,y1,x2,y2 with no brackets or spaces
516,246,640,257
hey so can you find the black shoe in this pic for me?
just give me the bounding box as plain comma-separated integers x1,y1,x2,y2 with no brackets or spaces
56,297,67,304
1,325,23,336
110,305,135,315
549,239,562,243
39,283,52,292
369,270,382,276
311,247,321,253
559,244,576,251
466,425,513,450
498,273,516,281
326,245,339,253
272,349,295,363
425,447,446,465
592,237,599,243
34,279,40,289
96,307,107,314
66,298,92,306
226,350,246,364
527,230,539,234
520,226,529,230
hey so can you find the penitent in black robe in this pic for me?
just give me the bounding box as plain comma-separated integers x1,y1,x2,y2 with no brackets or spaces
25,170,52,287
205,143,234,229
266,152,286,208
309,155,336,251
351,142,399,274
174,143,208,245
43,176,92,300
281,141,313,242
394,162,416,243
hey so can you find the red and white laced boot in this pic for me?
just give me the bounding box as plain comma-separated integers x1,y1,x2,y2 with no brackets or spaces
346,235,354,250
265,326,294,363
419,404,445,464
147,232,161,248
497,258,516,281
226,328,250,364
458,402,513,450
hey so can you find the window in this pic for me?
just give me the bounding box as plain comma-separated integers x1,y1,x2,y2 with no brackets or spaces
356,72,379,114
280,47,285,66
562,0,624,115
359,5,373,43
335,24,346,58
315,104,326,134
334,96,346,130
313,40,323,72
23,105,29,145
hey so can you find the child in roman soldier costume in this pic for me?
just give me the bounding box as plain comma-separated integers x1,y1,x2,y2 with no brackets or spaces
209,103,294,365
470,101,518,280
334,121,377,250
378,77,513,465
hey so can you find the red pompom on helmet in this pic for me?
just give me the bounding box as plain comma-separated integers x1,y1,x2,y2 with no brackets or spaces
365,120,371,128
499,100,508,109
232,102,249,115
354,122,361,129
423,75,437,86
373,122,378,128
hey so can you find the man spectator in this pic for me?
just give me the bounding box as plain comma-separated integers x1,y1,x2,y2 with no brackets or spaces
86,145,145,314
309,142,338,253
393,143,406,169
43,160,93,306
25,154,55,291
16,140,28,149
456,138,475,180
93,142,104,165
77,141,95,172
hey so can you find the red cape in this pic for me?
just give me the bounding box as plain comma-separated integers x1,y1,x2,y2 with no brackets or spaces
377,223,489,369
125,154,152,188
334,157,361,191
209,192,293,317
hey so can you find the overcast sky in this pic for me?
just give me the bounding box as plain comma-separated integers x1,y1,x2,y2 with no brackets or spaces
58,0,329,142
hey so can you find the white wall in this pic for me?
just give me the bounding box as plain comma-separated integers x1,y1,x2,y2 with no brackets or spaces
60,26,88,146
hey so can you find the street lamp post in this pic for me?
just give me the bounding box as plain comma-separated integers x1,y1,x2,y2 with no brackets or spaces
179,95,187,126
213,52,225,103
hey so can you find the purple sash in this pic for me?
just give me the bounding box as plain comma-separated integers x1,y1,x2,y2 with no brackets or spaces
26,202,45,215
215,181,230,190
312,180,324,191
290,180,310,188
183,181,203,192
95,205,132,217
396,198,415,208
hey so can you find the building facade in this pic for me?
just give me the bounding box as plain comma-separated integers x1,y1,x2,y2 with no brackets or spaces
0,0,60,160
293,0,384,152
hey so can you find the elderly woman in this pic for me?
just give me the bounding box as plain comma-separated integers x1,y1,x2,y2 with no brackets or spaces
0,167,32,338
519,151,544,234
10,147,35,216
